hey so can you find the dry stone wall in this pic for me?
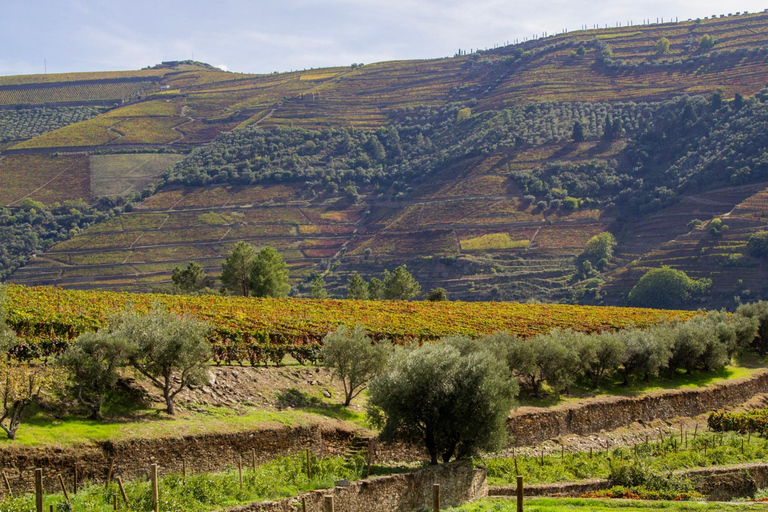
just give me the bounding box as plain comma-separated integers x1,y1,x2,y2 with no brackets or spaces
225,460,487,512
508,370,768,446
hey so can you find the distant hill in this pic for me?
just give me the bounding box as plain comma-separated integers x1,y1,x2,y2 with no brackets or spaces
5,11,768,308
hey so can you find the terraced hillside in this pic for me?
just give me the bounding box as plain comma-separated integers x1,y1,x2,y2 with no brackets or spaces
7,12,768,305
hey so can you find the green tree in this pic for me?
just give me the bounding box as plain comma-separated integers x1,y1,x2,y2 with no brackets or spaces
497,331,577,397
368,277,385,300
171,261,209,293
368,341,517,465
427,288,448,302
699,34,716,49
736,301,768,354
627,267,711,309
602,116,614,141
571,332,626,388
618,327,672,385
457,108,472,122
347,272,370,300
572,121,585,142
563,197,579,211
221,242,257,296
321,325,391,406
747,231,768,258
577,232,616,276
733,93,745,111
309,275,328,299
383,265,421,300
250,246,290,298
116,306,212,415
59,330,130,420
656,37,671,53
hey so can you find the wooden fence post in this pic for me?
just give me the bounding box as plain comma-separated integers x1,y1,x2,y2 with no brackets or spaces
516,475,524,512
117,477,129,505
367,439,373,478
252,448,257,475
301,496,307,512
58,474,70,503
433,483,441,512
35,468,44,512
106,459,114,488
238,455,243,489
2,470,11,497
324,495,334,512
306,449,312,480
113,493,118,510
151,464,159,512
182,458,186,483
73,464,78,495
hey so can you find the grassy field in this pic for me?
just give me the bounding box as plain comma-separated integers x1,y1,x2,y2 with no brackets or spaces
486,430,768,486
90,153,184,197
447,498,768,511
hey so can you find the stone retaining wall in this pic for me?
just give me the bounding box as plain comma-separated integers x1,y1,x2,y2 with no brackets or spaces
489,462,768,500
508,370,768,446
0,424,422,494
225,460,487,512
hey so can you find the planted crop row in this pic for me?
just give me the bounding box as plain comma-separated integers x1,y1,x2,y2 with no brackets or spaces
0,106,105,142
4,285,694,360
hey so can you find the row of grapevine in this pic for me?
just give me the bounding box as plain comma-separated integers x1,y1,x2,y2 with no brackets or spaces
4,285,694,359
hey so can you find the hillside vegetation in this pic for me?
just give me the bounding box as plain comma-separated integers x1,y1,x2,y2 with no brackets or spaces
5,13,768,306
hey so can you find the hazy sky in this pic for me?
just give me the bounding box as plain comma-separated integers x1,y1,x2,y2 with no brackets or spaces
1,1,766,76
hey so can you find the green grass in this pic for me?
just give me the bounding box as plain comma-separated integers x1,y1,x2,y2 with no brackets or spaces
520,364,758,408
3,406,320,448
485,431,768,487
447,498,768,511
2,452,386,512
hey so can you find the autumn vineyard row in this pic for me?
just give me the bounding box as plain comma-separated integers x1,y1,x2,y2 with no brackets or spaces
4,285,696,365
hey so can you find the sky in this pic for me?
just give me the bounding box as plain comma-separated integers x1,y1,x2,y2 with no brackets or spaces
1,1,767,77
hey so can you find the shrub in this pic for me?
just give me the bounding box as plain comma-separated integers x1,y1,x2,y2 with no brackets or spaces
563,196,579,210
709,408,768,435
656,37,671,53
427,288,448,301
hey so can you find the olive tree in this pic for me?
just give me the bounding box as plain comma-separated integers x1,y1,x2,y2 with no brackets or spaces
368,342,517,465
618,327,672,385
571,332,626,388
736,301,768,354
115,306,212,415
321,325,391,406
59,330,130,420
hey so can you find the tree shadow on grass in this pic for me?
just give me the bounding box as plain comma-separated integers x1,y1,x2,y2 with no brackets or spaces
276,388,365,425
